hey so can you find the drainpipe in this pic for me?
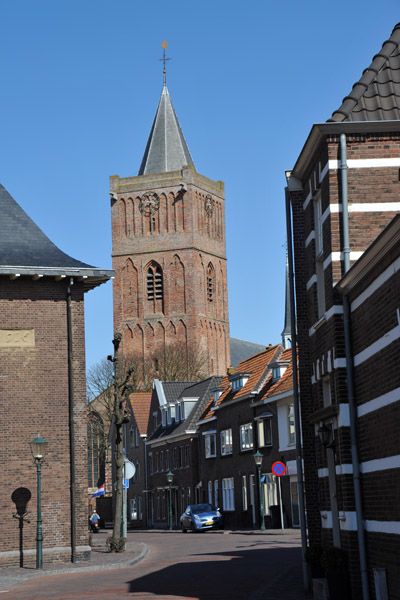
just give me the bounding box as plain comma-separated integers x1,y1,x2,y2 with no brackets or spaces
339,133,369,600
66,278,76,563
285,187,310,593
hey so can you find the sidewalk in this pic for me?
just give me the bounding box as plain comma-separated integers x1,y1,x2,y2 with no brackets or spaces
0,531,148,589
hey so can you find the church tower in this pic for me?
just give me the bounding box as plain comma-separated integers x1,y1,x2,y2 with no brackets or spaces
111,66,230,377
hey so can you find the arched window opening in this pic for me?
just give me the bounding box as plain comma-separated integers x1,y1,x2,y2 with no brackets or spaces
87,413,105,489
207,263,215,303
147,264,163,301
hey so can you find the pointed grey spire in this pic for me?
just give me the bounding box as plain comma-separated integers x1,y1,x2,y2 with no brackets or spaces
281,252,292,349
138,83,195,175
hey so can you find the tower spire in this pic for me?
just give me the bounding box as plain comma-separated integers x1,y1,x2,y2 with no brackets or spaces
138,43,194,176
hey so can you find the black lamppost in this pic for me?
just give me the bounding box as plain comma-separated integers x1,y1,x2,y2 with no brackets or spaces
318,424,335,451
29,434,48,569
253,451,265,531
166,470,174,530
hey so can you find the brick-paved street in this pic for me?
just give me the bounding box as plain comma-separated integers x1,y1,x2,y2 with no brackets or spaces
0,530,310,600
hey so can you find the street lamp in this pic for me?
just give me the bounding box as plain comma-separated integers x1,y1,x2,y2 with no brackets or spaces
166,470,174,531
253,451,265,531
318,424,335,451
29,434,48,569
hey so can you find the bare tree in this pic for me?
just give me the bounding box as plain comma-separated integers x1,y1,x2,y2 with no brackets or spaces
87,340,207,550
108,333,135,552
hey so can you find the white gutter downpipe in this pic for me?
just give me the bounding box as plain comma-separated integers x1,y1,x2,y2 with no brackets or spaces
340,133,370,600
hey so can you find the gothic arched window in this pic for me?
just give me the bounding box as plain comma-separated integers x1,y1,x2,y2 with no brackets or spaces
147,263,163,300
207,263,215,303
146,262,164,313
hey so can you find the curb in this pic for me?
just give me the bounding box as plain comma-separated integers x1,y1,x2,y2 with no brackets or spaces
0,543,149,589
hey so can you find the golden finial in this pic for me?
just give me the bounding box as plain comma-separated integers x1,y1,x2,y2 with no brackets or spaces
159,41,171,85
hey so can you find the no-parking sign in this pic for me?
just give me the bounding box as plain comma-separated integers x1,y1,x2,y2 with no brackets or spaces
271,461,286,476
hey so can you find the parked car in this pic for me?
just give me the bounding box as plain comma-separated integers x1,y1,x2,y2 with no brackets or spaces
180,503,223,532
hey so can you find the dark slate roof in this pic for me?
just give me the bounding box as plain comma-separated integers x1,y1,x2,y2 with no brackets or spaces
161,382,193,404
149,376,222,442
329,23,400,122
0,183,113,290
229,337,266,368
138,83,195,175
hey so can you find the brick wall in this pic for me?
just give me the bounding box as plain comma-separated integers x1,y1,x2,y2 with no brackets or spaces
0,277,89,566
111,166,230,377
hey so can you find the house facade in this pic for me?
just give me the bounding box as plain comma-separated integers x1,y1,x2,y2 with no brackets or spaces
287,22,400,599
144,377,222,528
197,345,300,530
0,183,112,566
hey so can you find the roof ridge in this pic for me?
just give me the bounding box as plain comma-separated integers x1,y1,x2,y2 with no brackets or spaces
328,23,400,122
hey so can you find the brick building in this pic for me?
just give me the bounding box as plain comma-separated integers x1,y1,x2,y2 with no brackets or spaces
0,183,112,566
144,377,222,528
124,392,152,528
111,75,230,377
286,22,400,599
196,345,300,530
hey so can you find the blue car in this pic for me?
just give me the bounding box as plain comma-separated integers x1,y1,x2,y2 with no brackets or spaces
180,503,223,532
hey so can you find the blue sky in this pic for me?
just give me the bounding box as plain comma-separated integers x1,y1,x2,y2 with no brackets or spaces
0,1,398,370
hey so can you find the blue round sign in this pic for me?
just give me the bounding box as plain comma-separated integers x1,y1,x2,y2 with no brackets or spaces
272,461,286,476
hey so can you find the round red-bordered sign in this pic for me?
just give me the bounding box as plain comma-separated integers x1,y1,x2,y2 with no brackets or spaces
271,461,286,476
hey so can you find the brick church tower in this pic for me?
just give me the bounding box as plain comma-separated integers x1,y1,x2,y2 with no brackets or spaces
111,72,230,377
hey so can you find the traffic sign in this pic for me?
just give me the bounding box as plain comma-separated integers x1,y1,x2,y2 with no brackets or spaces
272,461,286,476
124,458,136,479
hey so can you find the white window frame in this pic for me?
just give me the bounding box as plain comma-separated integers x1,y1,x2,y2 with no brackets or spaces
242,475,248,511
130,497,138,520
220,428,233,455
222,477,235,511
287,404,295,446
322,377,332,407
258,418,272,447
240,423,253,451
205,433,216,458
208,481,213,504
214,480,219,507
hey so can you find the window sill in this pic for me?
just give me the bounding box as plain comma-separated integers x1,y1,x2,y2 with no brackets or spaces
313,315,326,331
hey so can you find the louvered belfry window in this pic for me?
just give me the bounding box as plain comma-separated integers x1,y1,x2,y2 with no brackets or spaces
207,263,214,303
147,264,163,301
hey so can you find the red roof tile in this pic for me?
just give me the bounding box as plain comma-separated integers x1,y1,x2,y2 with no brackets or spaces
128,392,152,435
200,344,284,420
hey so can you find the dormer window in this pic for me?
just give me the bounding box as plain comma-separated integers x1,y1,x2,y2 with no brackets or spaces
232,378,242,391
228,372,251,392
212,387,223,405
167,405,175,425
269,361,290,381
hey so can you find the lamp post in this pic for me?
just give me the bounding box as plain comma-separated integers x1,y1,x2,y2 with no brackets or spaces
166,470,174,531
253,451,265,531
29,434,48,569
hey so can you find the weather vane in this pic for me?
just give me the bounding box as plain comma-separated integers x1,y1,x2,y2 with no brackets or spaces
159,40,172,85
